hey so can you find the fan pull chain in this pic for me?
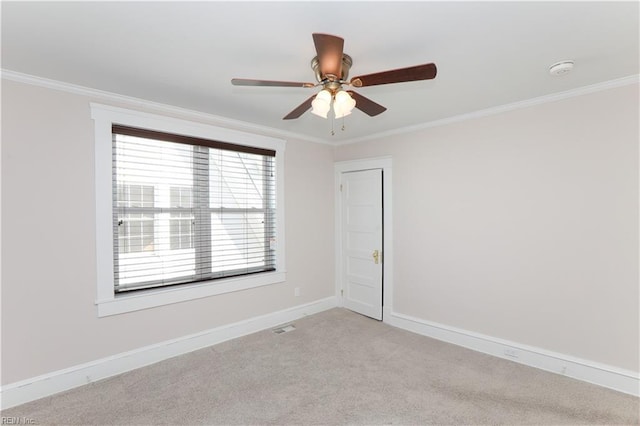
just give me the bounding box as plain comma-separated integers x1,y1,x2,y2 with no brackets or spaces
331,113,335,136
329,115,347,135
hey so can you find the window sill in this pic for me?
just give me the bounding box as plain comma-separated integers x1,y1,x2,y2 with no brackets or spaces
96,271,286,317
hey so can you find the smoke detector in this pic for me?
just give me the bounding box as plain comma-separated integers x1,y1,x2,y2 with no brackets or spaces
549,60,574,76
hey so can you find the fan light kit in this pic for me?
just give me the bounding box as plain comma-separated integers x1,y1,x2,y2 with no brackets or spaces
232,33,437,134
549,60,574,76
311,89,356,118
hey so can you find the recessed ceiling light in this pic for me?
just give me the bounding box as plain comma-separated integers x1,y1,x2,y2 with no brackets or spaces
549,60,574,76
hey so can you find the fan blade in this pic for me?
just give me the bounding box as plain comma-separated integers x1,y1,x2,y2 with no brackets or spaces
347,91,387,116
232,78,315,88
312,33,344,79
350,63,437,87
283,95,316,120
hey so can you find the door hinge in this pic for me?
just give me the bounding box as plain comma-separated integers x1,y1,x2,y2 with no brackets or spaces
340,184,343,192
341,289,344,297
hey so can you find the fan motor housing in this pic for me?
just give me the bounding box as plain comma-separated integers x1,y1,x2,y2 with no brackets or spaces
312,54,353,82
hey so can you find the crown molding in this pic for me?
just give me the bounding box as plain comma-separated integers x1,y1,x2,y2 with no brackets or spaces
338,74,640,146
4,69,638,147
1,69,332,146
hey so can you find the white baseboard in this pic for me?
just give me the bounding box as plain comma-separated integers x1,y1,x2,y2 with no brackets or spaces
384,309,639,397
0,296,338,410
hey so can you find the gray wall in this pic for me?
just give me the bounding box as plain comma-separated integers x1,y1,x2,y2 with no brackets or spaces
2,78,637,386
336,83,639,372
1,80,336,384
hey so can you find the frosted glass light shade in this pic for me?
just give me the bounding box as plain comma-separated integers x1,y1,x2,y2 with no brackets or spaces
333,91,356,118
311,90,331,118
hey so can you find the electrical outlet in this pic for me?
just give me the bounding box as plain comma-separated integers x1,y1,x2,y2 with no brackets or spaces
504,348,519,358
294,287,300,297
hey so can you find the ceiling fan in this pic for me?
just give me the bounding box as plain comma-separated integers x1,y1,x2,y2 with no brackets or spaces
231,33,437,121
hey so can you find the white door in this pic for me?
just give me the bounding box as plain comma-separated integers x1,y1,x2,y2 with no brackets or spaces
341,169,383,320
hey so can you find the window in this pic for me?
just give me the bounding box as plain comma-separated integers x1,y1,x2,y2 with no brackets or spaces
116,184,155,253
112,125,276,293
92,104,286,316
169,187,193,250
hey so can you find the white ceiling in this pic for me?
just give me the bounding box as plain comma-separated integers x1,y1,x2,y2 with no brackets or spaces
2,1,638,144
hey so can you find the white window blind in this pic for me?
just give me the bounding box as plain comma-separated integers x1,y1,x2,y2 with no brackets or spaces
112,125,277,293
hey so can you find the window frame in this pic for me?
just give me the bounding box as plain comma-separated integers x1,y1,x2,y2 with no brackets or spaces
92,104,286,317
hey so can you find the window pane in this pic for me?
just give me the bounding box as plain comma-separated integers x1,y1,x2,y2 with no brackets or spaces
113,129,276,292
209,150,268,209
130,185,141,207
169,214,193,250
170,187,179,207
170,220,179,249
210,212,273,274
115,185,156,254
181,190,191,207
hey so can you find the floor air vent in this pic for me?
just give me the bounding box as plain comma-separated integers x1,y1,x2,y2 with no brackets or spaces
272,325,296,334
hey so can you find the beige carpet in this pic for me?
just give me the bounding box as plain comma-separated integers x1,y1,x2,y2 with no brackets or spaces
2,308,638,425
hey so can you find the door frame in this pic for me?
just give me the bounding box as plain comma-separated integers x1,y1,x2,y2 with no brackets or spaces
335,156,393,320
